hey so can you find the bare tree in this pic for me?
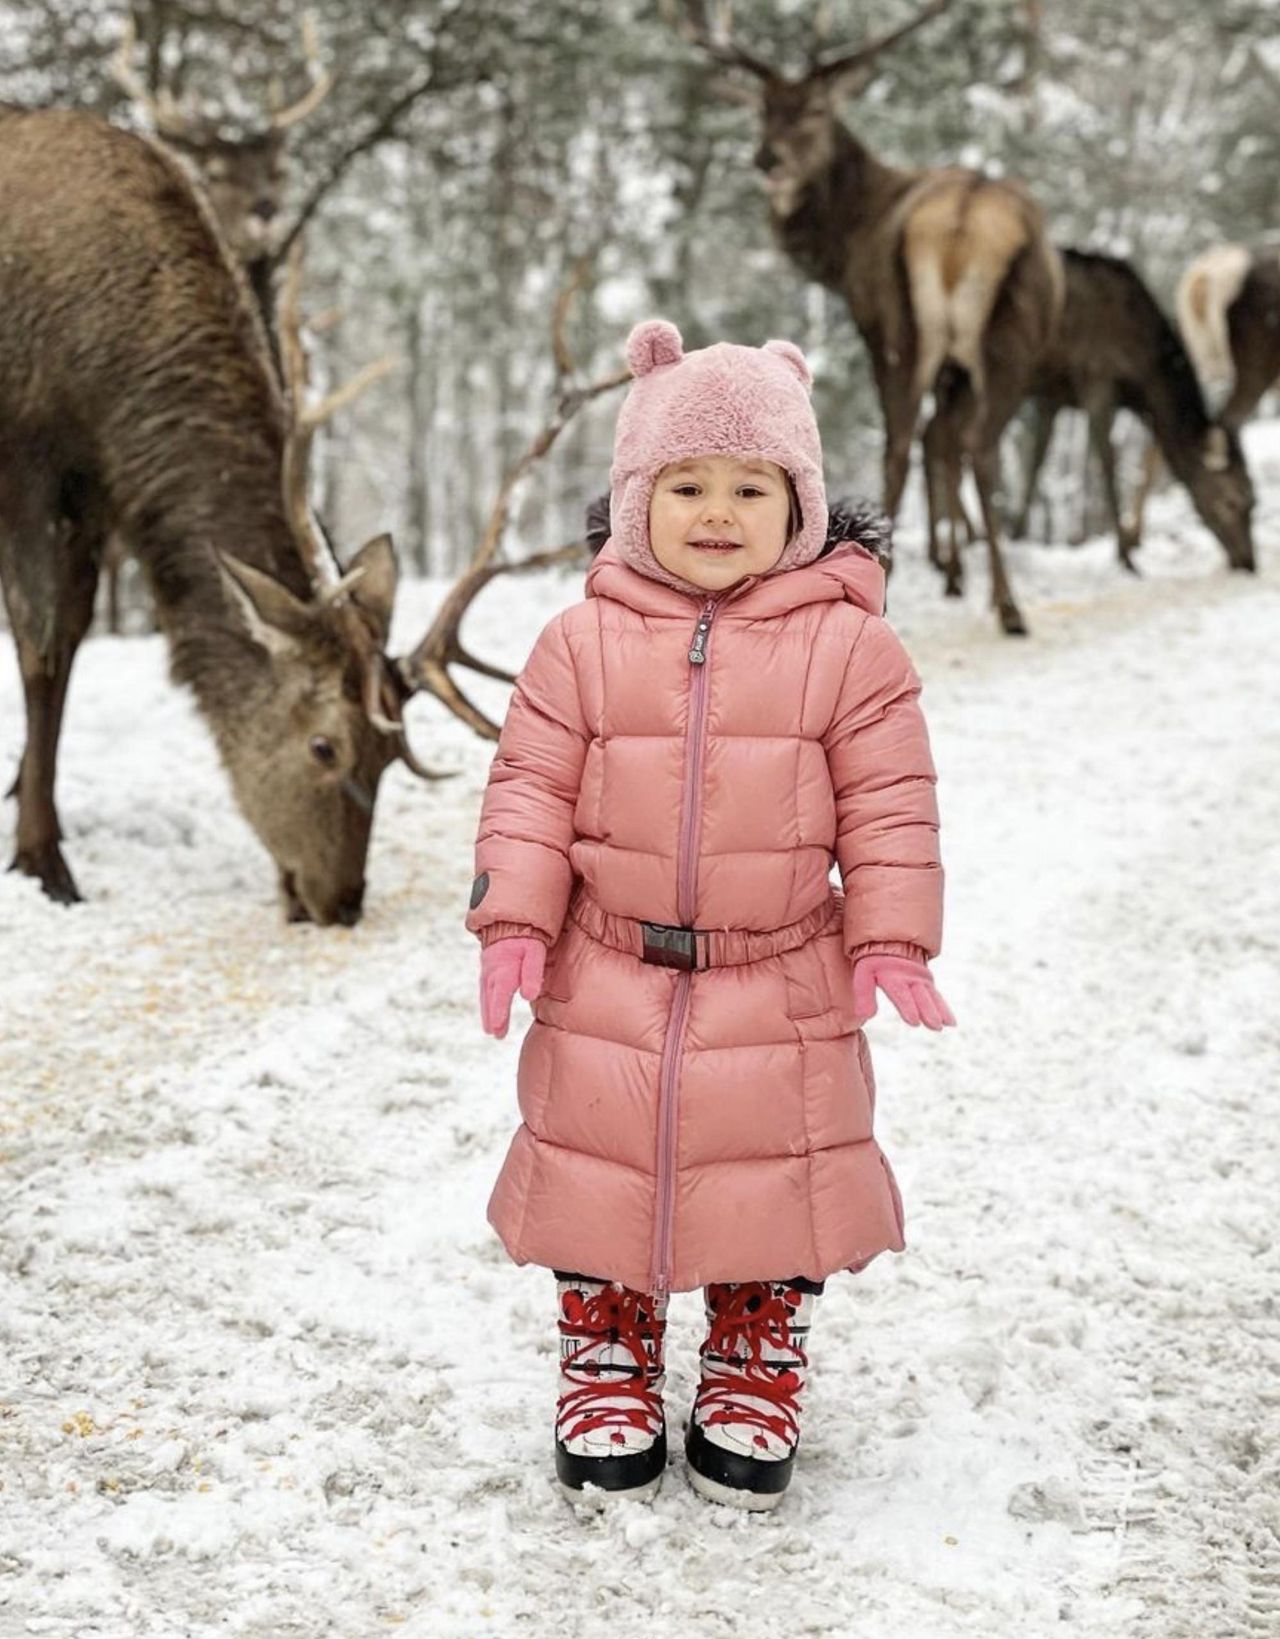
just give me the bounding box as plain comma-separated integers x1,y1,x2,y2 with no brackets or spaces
395,257,630,739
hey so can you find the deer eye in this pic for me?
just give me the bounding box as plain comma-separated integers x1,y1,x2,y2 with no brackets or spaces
309,735,337,768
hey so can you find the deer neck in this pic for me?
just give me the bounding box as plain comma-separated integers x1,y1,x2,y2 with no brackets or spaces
1123,333,1211,482
774,121,916,306
109,397,315,722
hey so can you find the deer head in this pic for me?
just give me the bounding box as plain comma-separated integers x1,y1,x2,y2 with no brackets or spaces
1187,425,1255,571
668,0,951,213
214,246,441,924
161,126,289,263
218,538,402,924
112,14,331,265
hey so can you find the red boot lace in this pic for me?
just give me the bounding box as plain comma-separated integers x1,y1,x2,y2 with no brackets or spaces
557,1285,665,1448
697,1282,807,1451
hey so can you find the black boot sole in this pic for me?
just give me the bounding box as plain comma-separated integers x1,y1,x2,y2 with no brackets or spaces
685,1420,794,1511
556,1426,667,1501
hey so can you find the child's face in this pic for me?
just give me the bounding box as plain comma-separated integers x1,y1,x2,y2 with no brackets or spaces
648,456,791,592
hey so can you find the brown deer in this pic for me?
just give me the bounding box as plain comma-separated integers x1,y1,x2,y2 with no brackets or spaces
673,0,1063,634
1013,249,1254,572
1177,243,1280,434
98,18,333,634
0,106,434,922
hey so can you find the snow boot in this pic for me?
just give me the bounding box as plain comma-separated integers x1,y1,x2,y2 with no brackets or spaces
685,1278,817,1511
554,1273,668,1501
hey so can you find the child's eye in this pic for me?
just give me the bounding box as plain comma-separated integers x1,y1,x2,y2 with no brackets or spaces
671,484,700,497
738,486,765,498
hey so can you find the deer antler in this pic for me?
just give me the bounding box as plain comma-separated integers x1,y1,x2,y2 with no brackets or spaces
661,0,776,79
277,241,396,595
394,256,628,745
110,15,190,139
270,13,335,131
274,245,445,769
810,0,952,92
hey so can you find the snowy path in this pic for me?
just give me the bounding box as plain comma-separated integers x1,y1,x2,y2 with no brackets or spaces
2,444,1278,1637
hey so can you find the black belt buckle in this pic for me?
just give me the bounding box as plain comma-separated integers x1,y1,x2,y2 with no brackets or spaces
640,921,706,971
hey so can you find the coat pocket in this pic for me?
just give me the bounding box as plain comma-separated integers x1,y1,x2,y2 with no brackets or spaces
809,926,863,1036
781,938,831,1021
540,938,574,1002
530,932,575,1028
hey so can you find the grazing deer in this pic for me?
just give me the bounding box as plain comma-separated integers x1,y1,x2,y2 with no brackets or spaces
672,0,1062,634
0,107,435,922
1177,243,1280,433
1014,249,1254,572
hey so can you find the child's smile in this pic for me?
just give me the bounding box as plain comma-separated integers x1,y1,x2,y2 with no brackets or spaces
649,455,792,591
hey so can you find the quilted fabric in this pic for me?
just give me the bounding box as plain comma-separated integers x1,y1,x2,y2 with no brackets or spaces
466,538,943,1294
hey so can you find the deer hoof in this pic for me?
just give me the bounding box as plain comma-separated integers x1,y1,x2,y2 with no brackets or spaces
9,843,82,904
999,603,1029,637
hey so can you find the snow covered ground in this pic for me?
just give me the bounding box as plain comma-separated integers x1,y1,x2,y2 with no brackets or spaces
2,430,1279,1639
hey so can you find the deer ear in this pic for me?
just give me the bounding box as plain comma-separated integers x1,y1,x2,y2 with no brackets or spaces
219,553,313,656
626,319,684,377
345,533,398,644
764,339,813,392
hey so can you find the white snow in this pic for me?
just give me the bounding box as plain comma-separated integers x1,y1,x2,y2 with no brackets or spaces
2,426,1279,1638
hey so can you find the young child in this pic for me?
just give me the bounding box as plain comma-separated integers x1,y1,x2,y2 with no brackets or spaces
465,319,954,1511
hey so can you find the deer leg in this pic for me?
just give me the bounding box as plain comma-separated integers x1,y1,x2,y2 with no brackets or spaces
958,486,981,546
1126,441,1161,555
930,412,965,598
1014,401,1056,540
921,416,947,571
931,369,971,599
106,535,123,635
9,632,83,901
875,335,928,526
972,445,1027,637
945,456,967,598
1,473,105,902
1085,405,1138,573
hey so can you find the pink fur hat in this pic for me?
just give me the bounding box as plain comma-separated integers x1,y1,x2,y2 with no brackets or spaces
609,319,828,593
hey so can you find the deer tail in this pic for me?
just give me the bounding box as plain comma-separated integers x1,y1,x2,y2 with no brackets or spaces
903,179,1035,403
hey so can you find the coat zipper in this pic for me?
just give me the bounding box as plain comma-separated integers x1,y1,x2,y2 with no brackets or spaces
651,596,718,1296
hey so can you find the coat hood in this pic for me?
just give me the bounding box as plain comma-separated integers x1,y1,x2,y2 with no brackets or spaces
585,536,886,620
609,318,829,596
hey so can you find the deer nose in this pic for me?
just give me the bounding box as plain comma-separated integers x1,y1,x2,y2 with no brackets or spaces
334,885,365,927
754,143,776,172
251,199,277,223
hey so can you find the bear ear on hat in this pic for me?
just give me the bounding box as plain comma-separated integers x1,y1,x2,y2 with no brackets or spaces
764,338,813,392
626,319,684,377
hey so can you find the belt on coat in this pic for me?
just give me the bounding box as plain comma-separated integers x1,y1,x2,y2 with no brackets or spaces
567,885,842,972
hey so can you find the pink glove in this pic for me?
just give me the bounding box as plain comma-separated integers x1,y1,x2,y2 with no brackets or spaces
852,955,956,1031
479,938,546,1038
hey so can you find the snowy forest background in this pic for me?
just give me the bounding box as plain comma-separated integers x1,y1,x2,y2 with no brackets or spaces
4,6,1280,1637
2,0,1278,578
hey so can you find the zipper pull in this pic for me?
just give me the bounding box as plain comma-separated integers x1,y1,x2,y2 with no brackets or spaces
687,600,716,665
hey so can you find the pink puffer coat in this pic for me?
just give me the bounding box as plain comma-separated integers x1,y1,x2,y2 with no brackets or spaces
466,537,943,1296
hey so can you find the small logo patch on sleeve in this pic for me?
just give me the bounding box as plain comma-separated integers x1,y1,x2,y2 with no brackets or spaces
469,872,490,910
